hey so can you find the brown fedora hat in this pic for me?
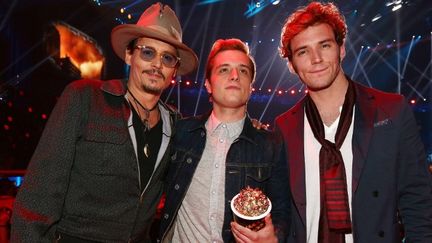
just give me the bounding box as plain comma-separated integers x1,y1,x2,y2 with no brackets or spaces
111,2,198,75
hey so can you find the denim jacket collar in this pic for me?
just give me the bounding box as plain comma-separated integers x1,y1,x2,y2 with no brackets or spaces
187,110,257,145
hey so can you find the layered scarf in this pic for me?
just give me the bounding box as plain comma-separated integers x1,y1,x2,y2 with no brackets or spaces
305,80,355,242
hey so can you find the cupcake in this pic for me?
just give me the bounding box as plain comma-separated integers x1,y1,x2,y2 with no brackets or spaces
230,186,272,231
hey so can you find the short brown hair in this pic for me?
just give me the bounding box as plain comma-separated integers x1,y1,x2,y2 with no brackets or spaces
280,2,347,60
205,38,256,83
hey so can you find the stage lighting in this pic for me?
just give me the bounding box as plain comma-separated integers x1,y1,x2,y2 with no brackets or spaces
392,4,402,11
371,14,382,22
45,22,105,79
386,0,402,7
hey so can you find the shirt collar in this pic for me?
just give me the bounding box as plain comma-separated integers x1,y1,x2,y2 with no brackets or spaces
206,111,245,138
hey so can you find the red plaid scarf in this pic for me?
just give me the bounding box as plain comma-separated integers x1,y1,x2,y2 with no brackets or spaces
305,81,355,242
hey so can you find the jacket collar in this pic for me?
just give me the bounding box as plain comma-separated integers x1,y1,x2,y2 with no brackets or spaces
100,79,128,96
351,81,377,193
188,110,257,145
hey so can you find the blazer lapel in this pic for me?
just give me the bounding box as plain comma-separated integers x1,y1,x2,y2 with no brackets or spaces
277,100,307,226
352,84,376,193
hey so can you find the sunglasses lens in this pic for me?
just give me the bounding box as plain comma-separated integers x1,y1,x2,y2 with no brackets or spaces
140,47,156,61
136,46,178,68
161,53,177,67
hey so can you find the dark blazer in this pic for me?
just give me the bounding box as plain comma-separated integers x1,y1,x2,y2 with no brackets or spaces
11,79,180,243
275,82,432,242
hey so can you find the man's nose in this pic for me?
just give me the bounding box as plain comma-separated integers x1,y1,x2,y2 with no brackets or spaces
151,55,162,68
229,68,239,81
310,50,323,64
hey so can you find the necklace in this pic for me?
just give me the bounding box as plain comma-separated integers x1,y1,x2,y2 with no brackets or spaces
127,88,159,158
127,88,158,129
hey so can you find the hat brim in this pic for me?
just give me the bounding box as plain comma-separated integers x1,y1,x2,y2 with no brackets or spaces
111,25,198,75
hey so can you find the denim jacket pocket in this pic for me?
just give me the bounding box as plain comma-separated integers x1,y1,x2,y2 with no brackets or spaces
167,149,198,186
246,165,272,183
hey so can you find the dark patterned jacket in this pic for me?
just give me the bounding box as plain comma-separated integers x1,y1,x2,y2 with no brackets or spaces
11,79,180,242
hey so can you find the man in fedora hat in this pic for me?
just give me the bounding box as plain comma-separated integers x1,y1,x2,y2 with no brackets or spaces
11,2,197,242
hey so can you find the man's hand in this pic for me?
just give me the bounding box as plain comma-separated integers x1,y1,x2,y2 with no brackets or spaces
230,215,277,243
251,119,269,130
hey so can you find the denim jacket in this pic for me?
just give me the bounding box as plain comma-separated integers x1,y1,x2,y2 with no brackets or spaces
158,112,290,242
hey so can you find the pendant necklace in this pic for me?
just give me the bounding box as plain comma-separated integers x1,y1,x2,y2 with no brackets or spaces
127,88,158,157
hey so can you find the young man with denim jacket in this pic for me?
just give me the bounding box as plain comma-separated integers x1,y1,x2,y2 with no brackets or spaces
159,39,290,242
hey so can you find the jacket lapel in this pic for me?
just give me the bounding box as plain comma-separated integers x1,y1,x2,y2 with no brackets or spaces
277,99,307,225
352,83,376,193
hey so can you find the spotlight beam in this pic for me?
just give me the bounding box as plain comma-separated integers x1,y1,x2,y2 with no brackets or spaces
193,8,214,116
346,40,372,86
401,37,416,79
367,48,400,76
164,80,176,103
365,47,391,72
176,76,181,113
123,0,144,11
258,68,289,122
0,0,18,32
99,0,126,5
258,51,279,90
407,61,432,98
351,46,364,80
396,13,401,94
406,82,425,100
353,46,376,80
356,60,373,87
180,1,199,33
4,56,52,89
0,43,40,77
198,0,224,5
